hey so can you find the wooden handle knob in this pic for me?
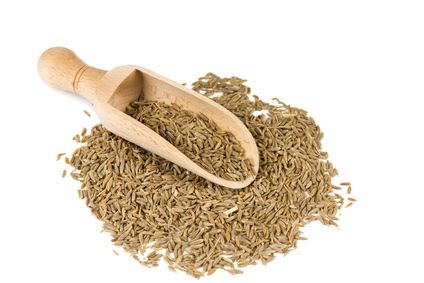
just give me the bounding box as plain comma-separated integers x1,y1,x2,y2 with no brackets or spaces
38,47,107,103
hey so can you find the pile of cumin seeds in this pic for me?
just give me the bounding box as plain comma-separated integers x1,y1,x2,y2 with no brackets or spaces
125,100,255,181
65,73,353,278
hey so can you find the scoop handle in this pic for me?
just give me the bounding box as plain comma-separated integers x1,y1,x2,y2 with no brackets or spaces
38,47,107,104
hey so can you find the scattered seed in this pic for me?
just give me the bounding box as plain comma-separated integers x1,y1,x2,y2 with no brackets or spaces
62,72,353,278
83,110,91,117
56,153,66,161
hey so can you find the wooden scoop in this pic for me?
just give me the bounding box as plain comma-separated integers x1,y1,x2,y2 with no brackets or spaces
38,47,259,189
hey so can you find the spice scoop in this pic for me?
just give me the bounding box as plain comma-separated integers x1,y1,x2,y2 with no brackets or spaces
38,47,259,189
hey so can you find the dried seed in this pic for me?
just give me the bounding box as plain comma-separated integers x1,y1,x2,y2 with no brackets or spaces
223,206,238,216
56,153,66,161
83,110,91,117
125,99,254,181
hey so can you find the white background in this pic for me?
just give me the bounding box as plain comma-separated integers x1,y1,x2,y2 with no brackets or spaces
0,0,423,282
